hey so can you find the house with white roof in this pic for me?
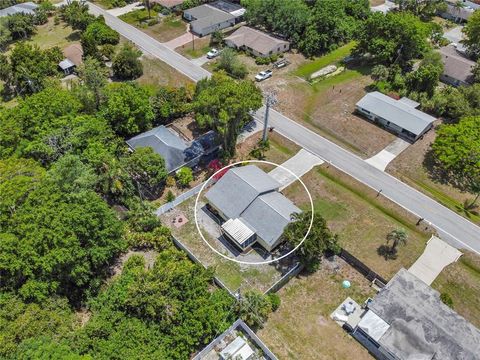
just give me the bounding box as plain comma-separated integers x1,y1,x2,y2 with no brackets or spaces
356,92,436,142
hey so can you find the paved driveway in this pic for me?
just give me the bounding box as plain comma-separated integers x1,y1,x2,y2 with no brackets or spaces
269,149,324,189
365,138,410,171
408,236,462,285
107,2,143,17
444,26,464,43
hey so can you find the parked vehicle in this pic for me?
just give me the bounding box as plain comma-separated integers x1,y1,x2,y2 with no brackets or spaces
207,48,220,59
255,70,272,82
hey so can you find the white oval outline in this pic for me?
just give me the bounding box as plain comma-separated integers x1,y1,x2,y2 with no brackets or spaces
194,159,314,265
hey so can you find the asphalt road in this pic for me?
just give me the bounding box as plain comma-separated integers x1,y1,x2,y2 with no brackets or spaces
88,2,210,82
88,2,480,254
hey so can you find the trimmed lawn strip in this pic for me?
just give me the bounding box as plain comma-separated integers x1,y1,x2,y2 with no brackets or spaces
28,18,80,51
176,37,211,59
283,165,431,279
432,251,480,328
258,259,375,360
294,42,356,79
119,9,158,25
143,16,188,43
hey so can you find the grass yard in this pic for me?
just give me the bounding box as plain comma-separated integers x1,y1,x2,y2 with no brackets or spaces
258,258,376,360
28,18,80,50
136,55,193,91
294,42,356,79
387,127,480,225
283,165,432,280
142,15,187,43
432,251,480,328
119,8,159,24
176,37,211,59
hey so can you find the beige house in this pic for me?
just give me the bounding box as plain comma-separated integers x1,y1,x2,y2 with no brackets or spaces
225,26,290,58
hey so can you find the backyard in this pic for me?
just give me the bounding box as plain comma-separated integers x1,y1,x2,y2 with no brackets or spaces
432,251,480,328
258,257,376,360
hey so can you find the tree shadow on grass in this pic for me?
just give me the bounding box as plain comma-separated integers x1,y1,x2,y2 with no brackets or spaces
377,245,398,261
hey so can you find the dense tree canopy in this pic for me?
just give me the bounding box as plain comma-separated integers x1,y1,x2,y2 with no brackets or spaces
242,0,368,57
112,43,143,80
463,9,480,60
395,0,447,20
432,116,480,203
354,11,431,66
283,211,340,272
100,82,155,137
70,252,235,359
0,180,125,302
193,72,262,157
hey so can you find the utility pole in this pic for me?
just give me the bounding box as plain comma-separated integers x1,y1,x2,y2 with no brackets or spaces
262,91,278,143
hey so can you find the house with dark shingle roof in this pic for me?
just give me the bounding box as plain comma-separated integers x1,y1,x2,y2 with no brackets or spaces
126,125,218,174
205,165,300,252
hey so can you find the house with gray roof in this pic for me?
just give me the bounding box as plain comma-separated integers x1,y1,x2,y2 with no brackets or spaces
0,1,37,17
438,44,475,87
126,125,218,174
183,2,242,37
205,165,300,252
356,92,436,142
352,268,480,360
225,26,290,58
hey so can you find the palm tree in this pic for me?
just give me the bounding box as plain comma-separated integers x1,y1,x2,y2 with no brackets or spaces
386,228,408,253
453,0,465,22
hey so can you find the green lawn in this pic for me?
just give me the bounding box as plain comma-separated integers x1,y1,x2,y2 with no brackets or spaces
294,42,357,79
283,165,431,280
176,37,211,59
432,252,480,328
28,18,80,50
143,15,187,43
119,9,158,25
136,56,193,90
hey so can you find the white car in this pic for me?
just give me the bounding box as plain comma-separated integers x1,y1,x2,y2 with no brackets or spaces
255,70,272,82
207,48,220,59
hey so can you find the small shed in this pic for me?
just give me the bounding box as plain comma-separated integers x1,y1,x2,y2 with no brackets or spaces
219,336,255,360
59,44,84,75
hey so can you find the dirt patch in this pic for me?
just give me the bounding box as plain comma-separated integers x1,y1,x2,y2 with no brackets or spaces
110,249,158,278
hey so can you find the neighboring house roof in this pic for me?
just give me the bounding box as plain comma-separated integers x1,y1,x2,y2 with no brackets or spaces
225,26,289,55
0,2,37,16
369,268,480,360
356,92,436,136
59,59,75,71
126,126,216,173
371,0,397,14
205,165,280,219
209,0,245,17
240,191,300,248
438,45,475,84
188,5,235,30
151,0,184,8
63,44,84,67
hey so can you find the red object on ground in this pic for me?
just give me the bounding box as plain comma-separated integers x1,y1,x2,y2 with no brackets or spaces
208,159,228,180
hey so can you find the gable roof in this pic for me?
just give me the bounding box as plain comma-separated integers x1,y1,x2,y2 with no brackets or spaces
438,45,475,84
205,165,280,219
240,191,300,247
126,126,211,173
152,0,185,8
0,2,37,17
188,4,235,30
369,268,480,360
356,92,436,136
63,44,84,67
225,26,289,55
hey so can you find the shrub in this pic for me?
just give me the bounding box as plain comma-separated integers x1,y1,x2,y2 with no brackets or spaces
176,167,193,187
147,18,159,26
255,56,270,65
166,190,175,203
440,292,454,308
267,293,281,311
112,43,143,80
166,176,176,187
